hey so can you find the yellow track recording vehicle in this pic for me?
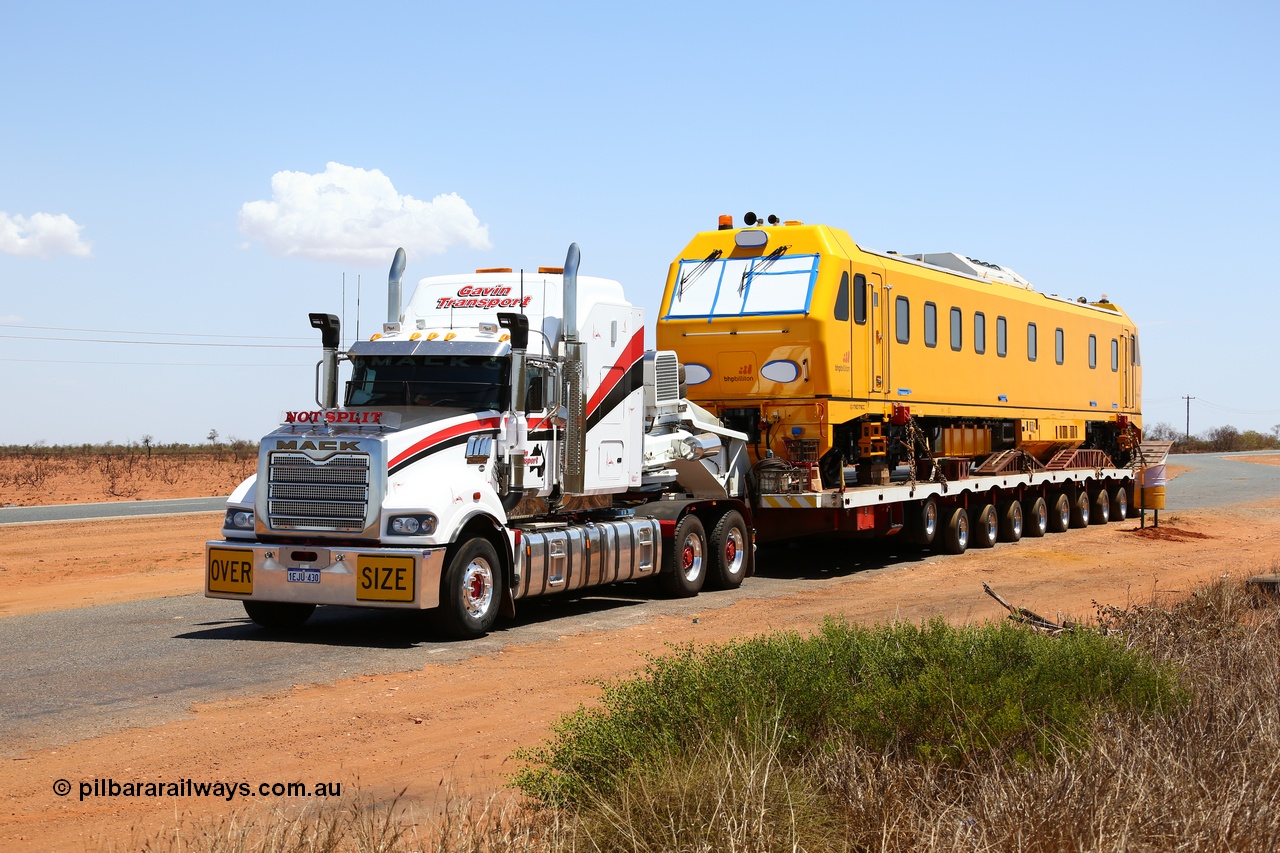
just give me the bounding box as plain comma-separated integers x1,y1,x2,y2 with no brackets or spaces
656,215,1142,490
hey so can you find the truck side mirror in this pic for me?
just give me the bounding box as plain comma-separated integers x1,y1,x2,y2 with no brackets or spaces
497,313,529,351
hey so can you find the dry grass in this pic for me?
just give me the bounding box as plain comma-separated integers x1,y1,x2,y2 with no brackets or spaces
110,578,1280,853
0,447,254,503
820,578,1280,851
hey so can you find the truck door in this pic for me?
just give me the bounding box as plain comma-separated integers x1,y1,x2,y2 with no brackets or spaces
522,361,554,493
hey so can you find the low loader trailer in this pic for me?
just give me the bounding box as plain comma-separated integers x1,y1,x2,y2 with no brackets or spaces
206,237,1149,638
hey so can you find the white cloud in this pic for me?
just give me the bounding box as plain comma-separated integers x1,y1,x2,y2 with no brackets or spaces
0,212,91,258
238,162,492,266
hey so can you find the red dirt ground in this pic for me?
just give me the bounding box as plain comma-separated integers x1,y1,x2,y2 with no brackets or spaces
2,456,1277,851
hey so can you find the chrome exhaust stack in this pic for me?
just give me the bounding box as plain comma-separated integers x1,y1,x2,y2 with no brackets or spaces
561,243,586,495
387,247,406,324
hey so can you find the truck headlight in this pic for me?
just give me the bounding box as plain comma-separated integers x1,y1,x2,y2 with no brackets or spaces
389,514,437,535
225,510,255,530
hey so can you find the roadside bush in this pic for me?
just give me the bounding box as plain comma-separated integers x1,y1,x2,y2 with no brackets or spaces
513,618,1183,808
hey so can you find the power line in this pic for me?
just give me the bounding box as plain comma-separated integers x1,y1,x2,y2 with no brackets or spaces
0,357,310,367
0,322,311,341
1192,398,1280,416
0,333,310,349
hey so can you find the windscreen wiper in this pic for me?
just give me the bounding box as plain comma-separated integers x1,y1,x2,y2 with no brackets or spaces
677,249,723,300
740,245,791,294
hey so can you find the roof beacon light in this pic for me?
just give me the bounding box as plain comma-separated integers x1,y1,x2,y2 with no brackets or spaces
717,214,733,230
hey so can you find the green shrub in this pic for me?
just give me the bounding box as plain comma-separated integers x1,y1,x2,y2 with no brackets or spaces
514,618,1184,807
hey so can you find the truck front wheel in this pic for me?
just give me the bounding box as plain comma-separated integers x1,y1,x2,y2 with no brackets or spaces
243,601,315,630
658,515,708,598
439,538,504,639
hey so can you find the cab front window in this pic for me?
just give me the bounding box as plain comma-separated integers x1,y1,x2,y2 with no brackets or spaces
345,355,508,410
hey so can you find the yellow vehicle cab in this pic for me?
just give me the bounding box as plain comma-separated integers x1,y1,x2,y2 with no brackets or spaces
656,214,1142,487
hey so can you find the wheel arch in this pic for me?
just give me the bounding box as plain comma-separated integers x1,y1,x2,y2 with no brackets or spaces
447,512,515,617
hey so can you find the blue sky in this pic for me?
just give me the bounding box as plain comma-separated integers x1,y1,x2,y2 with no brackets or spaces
3,1,1277,446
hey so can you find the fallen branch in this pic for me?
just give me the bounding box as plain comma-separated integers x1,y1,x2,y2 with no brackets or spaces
982,582,1074,633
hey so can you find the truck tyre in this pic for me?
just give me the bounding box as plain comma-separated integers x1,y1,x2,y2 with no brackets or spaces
940,506,969,555
244,601,315,630
1090,489,1111,524
1069,490,1091,528
707,510,749,590
438,538,503,639
906,497,939,546
659,515,708,598
998,500,1023,543
1048,493,1071,533
1109,484,1129,521
1023,496,1048,538
970,504,998,548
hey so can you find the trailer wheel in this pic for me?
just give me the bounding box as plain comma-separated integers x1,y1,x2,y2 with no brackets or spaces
970,504,998,548
1069,490,1091,528
1023,496,1048,538
438,538,503,639
243,601,315,630
706,510,749,590
1109,484,1129,521
659,515,708,598
1048,493,1071,533
941,506,969,555
906,497,939,546
1090,489,1111,524
998,500,1024,543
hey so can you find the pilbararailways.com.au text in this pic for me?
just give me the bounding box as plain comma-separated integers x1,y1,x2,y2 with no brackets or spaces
53,778,342,802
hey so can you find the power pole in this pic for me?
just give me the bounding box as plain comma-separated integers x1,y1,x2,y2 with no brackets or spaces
1183,395,1195,439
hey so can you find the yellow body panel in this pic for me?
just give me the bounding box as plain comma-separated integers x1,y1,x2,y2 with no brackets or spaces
656,221,1142,464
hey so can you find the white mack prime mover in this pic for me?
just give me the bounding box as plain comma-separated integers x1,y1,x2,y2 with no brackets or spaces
205,245,752,638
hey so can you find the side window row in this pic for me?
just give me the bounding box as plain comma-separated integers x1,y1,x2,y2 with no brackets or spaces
895,299,1134,371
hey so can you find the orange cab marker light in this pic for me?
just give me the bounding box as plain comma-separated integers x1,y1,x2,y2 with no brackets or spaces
718,214,733,230
426,332,440,340
444,332,457,341
410,332,422,340
538,266,564,274
499,333,510,342
475,267,513,273
784,220,803,226
370,333,382,340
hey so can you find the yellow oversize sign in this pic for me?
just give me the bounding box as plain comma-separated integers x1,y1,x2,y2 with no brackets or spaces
208,548,254,594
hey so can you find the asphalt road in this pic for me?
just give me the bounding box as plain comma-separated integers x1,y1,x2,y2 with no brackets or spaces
1162,451,1280,510
0,497,227,525
1,451,1277,757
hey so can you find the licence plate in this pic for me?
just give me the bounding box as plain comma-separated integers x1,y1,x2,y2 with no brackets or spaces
356,555,415,602
208,548,254,594
287,569,321,584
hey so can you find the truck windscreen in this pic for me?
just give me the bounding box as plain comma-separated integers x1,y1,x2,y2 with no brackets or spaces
345,355,507,410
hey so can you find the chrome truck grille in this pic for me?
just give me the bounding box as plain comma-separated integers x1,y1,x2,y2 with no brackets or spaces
267,452,370,532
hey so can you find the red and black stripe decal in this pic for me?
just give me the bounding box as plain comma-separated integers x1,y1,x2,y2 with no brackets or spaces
385,328,647,475
584,328,646,432
388,416,501,475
